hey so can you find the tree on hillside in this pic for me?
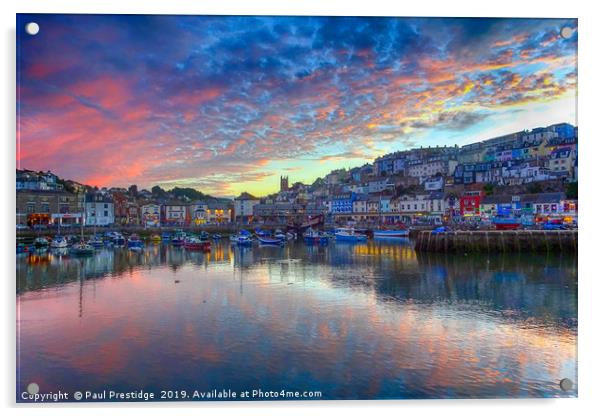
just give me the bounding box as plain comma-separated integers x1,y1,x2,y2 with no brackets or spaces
128,184,138,197
566,182,578,199
482,183,495,196
527,182,543,194
151,185,168,199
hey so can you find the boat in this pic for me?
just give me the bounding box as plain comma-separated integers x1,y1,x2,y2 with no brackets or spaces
198,231,210,241
111,232,126,246
212,233,222,240
17,243,29,254
373,228,410,239
33,237,49,248
183,236,211,251
231,230,253,245
492,216,521,230
274,229,287,240
50,235,68,248
255,228,271,238
304,228,328,244
127,234,144,250
172,230,186,245
65,234,79,245
335,228,367,242
150,234,162,243
286,232,296,240
431,226,449,234
69,240,95,255
258,236,284,246
88,235,105,248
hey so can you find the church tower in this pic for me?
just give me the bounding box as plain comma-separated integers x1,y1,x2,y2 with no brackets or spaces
280,176,289,192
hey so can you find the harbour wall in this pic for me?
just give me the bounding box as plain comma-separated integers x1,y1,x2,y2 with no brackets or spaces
414,230,577,254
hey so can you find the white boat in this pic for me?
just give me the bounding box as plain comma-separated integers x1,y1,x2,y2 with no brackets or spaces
373,229,410,239
230,230,253,245
69,241,95,255
33,237,49,248
50,235,68,248
335,228,367,242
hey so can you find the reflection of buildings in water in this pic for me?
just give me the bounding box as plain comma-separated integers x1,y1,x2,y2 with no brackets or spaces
231,245,255,269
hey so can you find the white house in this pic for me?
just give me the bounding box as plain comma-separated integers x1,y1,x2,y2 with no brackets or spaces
85,192,115,226
234,193,260,224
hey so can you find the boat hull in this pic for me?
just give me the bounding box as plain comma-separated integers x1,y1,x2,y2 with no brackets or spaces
373,230,409,238
494,223,521,230
335,233,367,242
184,242,211,250
258,237,284,245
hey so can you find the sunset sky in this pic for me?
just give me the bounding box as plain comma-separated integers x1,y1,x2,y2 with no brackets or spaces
17,15,577,198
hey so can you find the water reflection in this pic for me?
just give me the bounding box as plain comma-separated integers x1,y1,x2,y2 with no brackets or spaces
17,240,577,400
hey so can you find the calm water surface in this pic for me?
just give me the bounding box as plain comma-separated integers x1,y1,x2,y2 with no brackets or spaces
17,239,577,401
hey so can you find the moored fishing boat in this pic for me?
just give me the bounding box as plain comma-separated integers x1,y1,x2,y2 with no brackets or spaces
183,236,211,251
33,237,49,248
304,228,328,244
274,229,287,240
492,216,521,230
231,230,253,245
88,235,105,248
373,228,410,239
255,228,271,238
17,243,29,254
150,234,162,243
111,232,126,246
258,236,284,246
127,234,144,250
50,235,68,248
69,240,95,255
335,227,367,242
161,231,171,241
172,230,186,245
212,233,222,240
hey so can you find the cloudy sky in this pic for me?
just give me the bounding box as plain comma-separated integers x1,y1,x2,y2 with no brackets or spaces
17,15,577,197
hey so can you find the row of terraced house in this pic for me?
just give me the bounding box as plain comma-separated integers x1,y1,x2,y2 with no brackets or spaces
16,171,233,228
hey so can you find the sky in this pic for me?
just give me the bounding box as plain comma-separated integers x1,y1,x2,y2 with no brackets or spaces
16,15,577,198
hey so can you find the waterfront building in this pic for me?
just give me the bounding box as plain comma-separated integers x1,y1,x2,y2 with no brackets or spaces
367,196,380,214
459,191,482,217
16,189,83,227
112,192,140,225
329,192,356,215
234,192,260,224
140,203,161,227
189,201,209,225
84,192,115,226
161,201,189,226
206,200,232,224
253,202,305,225
351,194,368,220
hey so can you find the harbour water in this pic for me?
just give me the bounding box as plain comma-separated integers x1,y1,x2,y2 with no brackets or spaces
17,239,577,401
